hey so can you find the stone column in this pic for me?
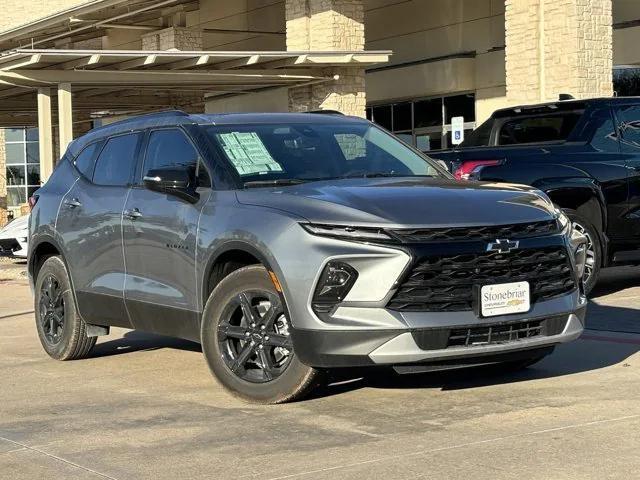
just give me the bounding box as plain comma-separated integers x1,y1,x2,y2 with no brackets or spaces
286,0,366,117
505,0,613,104
141,27,203,51
141,27,204,112
0,129,7,227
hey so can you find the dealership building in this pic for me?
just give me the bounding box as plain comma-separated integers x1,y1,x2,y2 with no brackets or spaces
0,0,637,223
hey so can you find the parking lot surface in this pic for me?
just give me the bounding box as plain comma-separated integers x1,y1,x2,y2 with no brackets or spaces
1,260,640,480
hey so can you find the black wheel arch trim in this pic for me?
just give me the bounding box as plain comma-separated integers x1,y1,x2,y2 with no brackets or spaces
201,240,283,307
533,178,608,262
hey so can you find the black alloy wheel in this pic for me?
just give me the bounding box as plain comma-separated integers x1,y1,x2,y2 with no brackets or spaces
38,275,66,345
218,290,293,383
201,265,321,403
34,256,96,360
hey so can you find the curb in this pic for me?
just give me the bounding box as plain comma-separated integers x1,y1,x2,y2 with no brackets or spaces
0,310,34,320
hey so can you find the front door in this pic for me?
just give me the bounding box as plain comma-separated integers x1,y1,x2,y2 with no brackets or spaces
57,133,143,328
122,127,211,341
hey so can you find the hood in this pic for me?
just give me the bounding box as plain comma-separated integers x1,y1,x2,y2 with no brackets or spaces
236,178,556,228
0,214,29,239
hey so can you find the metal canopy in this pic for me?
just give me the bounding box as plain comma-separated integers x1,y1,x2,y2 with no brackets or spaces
0,0,199,50
0,48,391,126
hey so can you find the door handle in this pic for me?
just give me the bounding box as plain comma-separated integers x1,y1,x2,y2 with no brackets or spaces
64,198,82,208
123,208,142,220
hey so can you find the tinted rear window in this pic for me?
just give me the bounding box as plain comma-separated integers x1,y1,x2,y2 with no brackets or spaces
92,133,141,186
497,113,582,145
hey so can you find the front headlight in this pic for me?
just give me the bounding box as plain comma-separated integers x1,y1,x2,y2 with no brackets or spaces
301,223,393,242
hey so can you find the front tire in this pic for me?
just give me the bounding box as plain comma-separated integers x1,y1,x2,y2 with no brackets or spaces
34,256,96,360
563,209,601,295
201,265,321,404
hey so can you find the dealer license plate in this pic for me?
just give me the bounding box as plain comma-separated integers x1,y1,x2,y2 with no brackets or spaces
480,281,530,317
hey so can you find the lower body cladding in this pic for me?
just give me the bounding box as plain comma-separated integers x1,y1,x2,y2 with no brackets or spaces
292,292,586,371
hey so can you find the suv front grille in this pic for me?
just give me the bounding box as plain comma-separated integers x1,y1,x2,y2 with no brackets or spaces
390,219,559,243
411,315,568,350
387,246,576,312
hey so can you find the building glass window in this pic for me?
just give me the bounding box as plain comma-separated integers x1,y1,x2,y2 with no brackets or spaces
4,127,40,208
368,93,476,152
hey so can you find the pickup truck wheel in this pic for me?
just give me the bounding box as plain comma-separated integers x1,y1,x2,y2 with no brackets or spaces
34,256,97,360
564,210,601,295
201,265,322,404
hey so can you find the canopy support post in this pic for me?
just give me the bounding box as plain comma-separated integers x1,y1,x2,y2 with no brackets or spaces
37,87,53,182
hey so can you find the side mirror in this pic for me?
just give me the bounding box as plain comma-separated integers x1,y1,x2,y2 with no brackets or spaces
143,167,199,203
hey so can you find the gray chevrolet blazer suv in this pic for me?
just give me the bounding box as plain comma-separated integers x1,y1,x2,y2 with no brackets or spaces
28,110,588,403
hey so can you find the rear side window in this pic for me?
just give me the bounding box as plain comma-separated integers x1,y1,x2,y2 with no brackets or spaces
144,128,211,187
498,113,582,145
92,133,141,186
73,142,100,179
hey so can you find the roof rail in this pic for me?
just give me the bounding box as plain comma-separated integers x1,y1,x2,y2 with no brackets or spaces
100,109,189,128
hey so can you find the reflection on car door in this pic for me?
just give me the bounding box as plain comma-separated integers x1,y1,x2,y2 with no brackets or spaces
57,133,142,327
122,127,211,341
613,104,640,239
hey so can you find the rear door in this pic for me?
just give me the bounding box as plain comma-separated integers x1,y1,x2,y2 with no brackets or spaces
122,126,212,341
57,133,142,328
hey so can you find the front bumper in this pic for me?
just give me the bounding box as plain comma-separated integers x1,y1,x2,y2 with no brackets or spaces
291,295,586,368
276,220,586,369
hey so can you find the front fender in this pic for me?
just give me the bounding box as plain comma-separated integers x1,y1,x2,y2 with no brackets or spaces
532,176,606,233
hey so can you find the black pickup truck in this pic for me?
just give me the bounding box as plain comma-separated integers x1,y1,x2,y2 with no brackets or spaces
429,97,640,293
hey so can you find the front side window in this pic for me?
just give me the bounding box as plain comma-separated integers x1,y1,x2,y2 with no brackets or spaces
144,128,211,187
92,133,141,186
498,113,582,145
206,122,446,185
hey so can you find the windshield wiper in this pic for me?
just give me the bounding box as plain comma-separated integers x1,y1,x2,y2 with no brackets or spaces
243,178,308,188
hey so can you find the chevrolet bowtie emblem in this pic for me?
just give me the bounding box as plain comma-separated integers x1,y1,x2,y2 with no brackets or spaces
486,238,519,254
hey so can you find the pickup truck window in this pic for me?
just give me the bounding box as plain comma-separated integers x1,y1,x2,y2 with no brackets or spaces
615,105,640,151
460,118,492,147
498,113,582,145
589,110,619,153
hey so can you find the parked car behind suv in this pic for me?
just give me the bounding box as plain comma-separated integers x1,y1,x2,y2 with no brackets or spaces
0,213,29,258
29,111,587,403
430,97,640,294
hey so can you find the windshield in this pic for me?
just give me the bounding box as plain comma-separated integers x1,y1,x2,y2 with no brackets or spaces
205,122,446,185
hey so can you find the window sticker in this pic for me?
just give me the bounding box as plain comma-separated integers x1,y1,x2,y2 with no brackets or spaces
217,132,283,175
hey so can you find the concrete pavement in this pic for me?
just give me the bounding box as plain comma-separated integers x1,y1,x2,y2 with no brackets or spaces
1,267,640,479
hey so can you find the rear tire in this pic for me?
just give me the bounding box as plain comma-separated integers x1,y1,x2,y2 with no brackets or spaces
563,209,601,295
34,256,96,360
201,265,322,404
